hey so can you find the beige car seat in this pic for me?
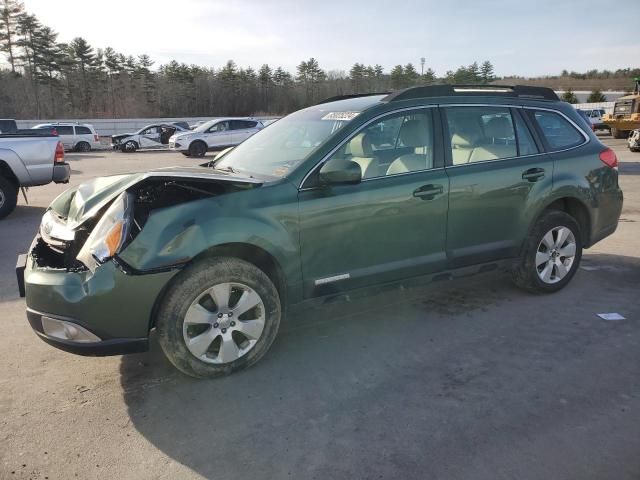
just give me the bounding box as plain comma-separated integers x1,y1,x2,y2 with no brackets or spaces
349,133,378,179
469,116,517,162
386,119,433,175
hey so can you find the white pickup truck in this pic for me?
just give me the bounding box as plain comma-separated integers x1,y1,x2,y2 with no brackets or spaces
0,132,70,219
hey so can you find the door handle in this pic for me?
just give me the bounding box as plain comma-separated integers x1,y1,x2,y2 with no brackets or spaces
413,184,443,200
522,168,545,182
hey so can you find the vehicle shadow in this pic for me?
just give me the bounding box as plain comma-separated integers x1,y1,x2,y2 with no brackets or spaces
119,252,640,479
65,153,107,161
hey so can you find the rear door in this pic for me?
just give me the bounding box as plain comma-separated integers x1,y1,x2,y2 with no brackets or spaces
297,107,450,297
74,125,95,147
443,105,553,267
230,120,259,144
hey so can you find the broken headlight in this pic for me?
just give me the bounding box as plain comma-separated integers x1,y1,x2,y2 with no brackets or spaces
76,191,133,272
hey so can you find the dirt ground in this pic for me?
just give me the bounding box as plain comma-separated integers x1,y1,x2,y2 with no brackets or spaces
1,137,639,480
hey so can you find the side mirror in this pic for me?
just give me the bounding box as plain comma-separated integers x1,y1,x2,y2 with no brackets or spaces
319,158,362,186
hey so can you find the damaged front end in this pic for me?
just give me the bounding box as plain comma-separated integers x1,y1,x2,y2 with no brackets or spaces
31,171,260,275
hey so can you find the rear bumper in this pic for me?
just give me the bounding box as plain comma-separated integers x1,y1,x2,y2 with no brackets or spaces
27,309,148,356
52,163,70,183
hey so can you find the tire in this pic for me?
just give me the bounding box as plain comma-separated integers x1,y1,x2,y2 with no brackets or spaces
611,128,628,139
0,175,18,220
512,210,582,293
157,257,282,378
188,141,207,158
122,140,138,153
75,141,91,152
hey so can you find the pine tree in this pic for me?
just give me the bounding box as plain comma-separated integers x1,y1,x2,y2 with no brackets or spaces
404,63,418,84
561,88,578,104
480,60,494,83
587,89,607,102
0,0,23,73
390,65,404,89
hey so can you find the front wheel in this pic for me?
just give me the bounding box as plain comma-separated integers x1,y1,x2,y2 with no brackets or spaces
157,257,282,378
512,211,582,293
122,140,138,153
188,141,207,158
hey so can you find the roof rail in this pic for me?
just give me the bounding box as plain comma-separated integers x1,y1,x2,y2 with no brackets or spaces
383,84,559,102
317,92,390,105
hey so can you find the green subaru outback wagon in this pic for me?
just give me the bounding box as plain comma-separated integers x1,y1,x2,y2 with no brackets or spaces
18,85,623,378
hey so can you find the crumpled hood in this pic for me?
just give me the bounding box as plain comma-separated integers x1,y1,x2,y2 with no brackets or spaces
48,166,262,229
112,133,134,140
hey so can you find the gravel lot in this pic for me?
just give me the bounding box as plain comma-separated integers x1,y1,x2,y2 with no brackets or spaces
1,138,639,480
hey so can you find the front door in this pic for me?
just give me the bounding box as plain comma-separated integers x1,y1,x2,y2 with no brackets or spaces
204,121,232,148
297,107,449,298
442,105,553,267
139,126,163,148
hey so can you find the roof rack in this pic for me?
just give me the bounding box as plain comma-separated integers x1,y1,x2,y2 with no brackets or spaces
317,92,389,105
383,84,559,102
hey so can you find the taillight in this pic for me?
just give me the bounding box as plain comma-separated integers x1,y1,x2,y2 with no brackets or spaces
599,148,618,169
51,128,58,136
54,141,65,163
94,134,100,142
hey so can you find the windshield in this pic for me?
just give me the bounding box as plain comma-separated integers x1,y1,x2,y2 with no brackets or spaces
214,106,362,178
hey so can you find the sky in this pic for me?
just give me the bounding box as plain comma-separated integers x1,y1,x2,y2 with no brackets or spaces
18,0,640,77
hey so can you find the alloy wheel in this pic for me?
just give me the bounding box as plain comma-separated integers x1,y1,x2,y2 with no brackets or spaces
535,226,577,284
183,282,266,364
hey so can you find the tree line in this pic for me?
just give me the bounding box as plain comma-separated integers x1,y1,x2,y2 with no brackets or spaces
0,0,637,119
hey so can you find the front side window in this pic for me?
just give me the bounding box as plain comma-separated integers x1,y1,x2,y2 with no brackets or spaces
445,107,517,165
208,121,229,133
531,111,584,151
142,126,160,135
320,109,434,179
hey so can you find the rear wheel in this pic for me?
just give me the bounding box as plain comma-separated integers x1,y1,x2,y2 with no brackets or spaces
512,211,582,293
188,141,207,158
0,176,18,219
75,141,91,152
157,257,282,378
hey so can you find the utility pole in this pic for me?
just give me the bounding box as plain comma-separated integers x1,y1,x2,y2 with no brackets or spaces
420,57,425,76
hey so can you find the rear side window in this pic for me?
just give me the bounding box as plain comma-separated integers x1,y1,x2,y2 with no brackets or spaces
531,111,585,151
56,125,74,135
513,111,538,156
76,126,92,134
445,106,517,165
230,120,257,130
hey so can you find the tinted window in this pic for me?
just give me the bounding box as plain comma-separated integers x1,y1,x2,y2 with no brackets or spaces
56,125,74,135
76,126,92,134
445,107,517,165
324,109,434,179
0,120,17,132
531,111,584,151
230,120,257,130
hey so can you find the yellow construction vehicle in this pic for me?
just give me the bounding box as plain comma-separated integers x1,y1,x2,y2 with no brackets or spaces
603,77,640,138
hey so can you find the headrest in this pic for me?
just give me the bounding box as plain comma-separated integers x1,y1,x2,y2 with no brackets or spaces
450,115,482,149
399,120,426,148
484,116,513,139
349,133,373,157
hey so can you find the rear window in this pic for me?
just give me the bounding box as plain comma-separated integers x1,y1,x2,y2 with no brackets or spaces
530,111,585,151
614,100,634,115
76,126,92,134
0,120,17,132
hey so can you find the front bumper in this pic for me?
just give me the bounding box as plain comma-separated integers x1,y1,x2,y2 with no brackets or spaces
53,163,70,183
21,246,178,356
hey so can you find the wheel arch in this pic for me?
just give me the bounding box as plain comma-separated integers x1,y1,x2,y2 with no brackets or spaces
534,196,592,247
0,160,19,187
148,242,288,331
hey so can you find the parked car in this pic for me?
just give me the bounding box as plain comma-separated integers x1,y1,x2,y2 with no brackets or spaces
575,109,594,131
169,118,265,157
33,122,101,152
112,123,190,152
628,129,640,152
18,85,623,378
0,133,69,219
578,108,610,132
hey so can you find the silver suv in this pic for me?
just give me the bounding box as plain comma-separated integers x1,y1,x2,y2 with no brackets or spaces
33,123,101,152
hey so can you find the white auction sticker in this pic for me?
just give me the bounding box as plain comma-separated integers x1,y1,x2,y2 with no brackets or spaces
597,313,626,321
321,111,360,121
